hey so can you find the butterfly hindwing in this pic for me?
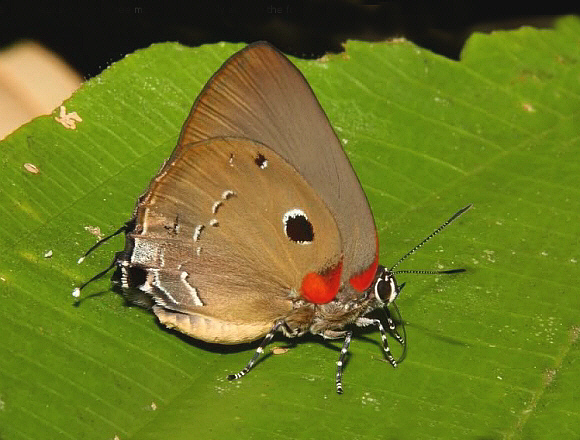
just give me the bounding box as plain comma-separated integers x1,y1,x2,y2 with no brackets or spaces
126,137,343,343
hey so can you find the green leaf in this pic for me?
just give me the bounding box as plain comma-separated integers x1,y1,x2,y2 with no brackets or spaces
1,16,579,440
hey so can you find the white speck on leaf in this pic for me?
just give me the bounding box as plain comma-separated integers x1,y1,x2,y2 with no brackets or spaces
522,102,536,112
483,250,496,263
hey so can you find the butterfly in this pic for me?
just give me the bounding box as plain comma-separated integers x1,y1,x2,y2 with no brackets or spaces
74,42,470,393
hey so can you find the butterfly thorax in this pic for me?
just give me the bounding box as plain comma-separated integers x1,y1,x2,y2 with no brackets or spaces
282,268,393,338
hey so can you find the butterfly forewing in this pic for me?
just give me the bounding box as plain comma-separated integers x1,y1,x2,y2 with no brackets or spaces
173,42,377,288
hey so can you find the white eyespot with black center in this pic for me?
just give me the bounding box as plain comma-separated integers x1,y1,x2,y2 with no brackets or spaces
283,209,314,245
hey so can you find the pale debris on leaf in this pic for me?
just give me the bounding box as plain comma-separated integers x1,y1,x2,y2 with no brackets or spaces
23,163,39,174
84,225,103,240
55,105,83,129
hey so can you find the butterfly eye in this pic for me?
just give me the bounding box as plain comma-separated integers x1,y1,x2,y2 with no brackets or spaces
374,278,387,303
374,271,398,304
283,209,314,244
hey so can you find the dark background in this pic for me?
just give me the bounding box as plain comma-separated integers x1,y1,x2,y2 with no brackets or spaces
0,1,578,80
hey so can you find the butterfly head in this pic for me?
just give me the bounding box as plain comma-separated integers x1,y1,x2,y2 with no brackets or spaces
372,266,400,307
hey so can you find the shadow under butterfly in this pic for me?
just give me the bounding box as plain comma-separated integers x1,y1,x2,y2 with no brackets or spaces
74,41,471,394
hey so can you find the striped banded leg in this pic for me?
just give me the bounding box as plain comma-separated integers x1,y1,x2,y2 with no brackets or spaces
374,318,398,367
385,311,405,347
387,302,407,363
356,317,397,367
227,320,284,381
335,331,353,394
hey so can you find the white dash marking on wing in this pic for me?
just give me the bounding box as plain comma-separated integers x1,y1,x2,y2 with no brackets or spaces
151,269,179,304
212,200,223,214
180,271,204,306
193,224,204,241
221,190,236,200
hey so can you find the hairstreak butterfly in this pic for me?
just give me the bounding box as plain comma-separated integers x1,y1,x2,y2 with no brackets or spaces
74,42,470,393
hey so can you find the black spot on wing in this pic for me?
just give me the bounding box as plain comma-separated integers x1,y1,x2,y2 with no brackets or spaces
284,210,314,244
254,153,267,169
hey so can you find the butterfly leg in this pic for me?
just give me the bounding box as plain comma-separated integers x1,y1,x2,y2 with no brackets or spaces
383,306,405,347
355,317,400,367
335,331,353,394
227,319,285,381
321,329,353,394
